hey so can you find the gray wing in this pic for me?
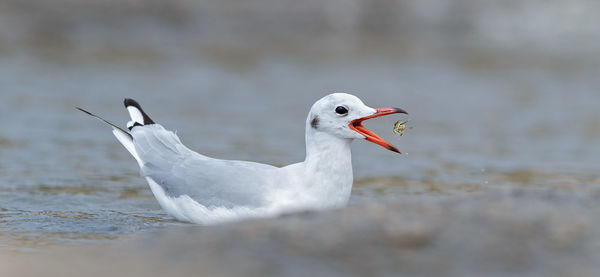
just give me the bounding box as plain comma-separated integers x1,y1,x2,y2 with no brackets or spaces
131,125,279,208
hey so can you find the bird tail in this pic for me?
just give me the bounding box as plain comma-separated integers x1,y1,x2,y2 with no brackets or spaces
124,98,155,130
76,106,142,165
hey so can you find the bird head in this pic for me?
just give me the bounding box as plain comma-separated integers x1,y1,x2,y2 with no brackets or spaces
307,93,407,153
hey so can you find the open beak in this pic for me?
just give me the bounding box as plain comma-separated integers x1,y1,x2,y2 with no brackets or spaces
349,107,408,154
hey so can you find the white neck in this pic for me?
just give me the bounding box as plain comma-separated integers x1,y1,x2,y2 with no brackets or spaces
305,129,352,166
298,123,354,207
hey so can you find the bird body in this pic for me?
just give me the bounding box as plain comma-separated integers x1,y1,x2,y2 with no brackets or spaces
78,93,406,224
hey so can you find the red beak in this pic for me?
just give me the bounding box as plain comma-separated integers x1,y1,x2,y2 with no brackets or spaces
349,107,408,154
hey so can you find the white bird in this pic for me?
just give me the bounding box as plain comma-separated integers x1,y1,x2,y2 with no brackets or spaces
78,93,407,224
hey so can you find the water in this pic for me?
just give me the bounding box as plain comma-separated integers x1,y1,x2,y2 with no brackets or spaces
1,50,598,243
1,2,600,276
0,32,600,275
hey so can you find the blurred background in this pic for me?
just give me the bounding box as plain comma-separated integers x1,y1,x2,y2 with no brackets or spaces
1,1,600,276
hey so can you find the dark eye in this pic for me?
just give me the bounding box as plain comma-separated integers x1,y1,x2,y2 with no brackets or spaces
335,106,348,115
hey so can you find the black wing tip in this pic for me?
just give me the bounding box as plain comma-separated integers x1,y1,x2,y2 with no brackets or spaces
128,122,144,131
75,106,93,115
124,98,140,108
123,98,155,125
74,106,133,138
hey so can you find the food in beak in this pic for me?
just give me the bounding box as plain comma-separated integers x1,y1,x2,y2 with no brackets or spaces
393,120,412,136
349,107,407,154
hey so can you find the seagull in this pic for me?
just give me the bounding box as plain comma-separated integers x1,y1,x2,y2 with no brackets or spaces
77,93,407,224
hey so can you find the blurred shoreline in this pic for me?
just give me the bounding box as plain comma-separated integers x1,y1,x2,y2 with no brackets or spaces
1,0,600,64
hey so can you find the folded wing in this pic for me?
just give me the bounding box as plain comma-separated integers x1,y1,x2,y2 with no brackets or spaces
131,124,278,208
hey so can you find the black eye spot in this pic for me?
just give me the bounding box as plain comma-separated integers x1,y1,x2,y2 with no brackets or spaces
335,106,348,115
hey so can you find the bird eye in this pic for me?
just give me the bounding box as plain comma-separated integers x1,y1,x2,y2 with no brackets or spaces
335,106,349,115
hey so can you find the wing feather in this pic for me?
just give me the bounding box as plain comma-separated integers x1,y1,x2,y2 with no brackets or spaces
131,125,278,208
